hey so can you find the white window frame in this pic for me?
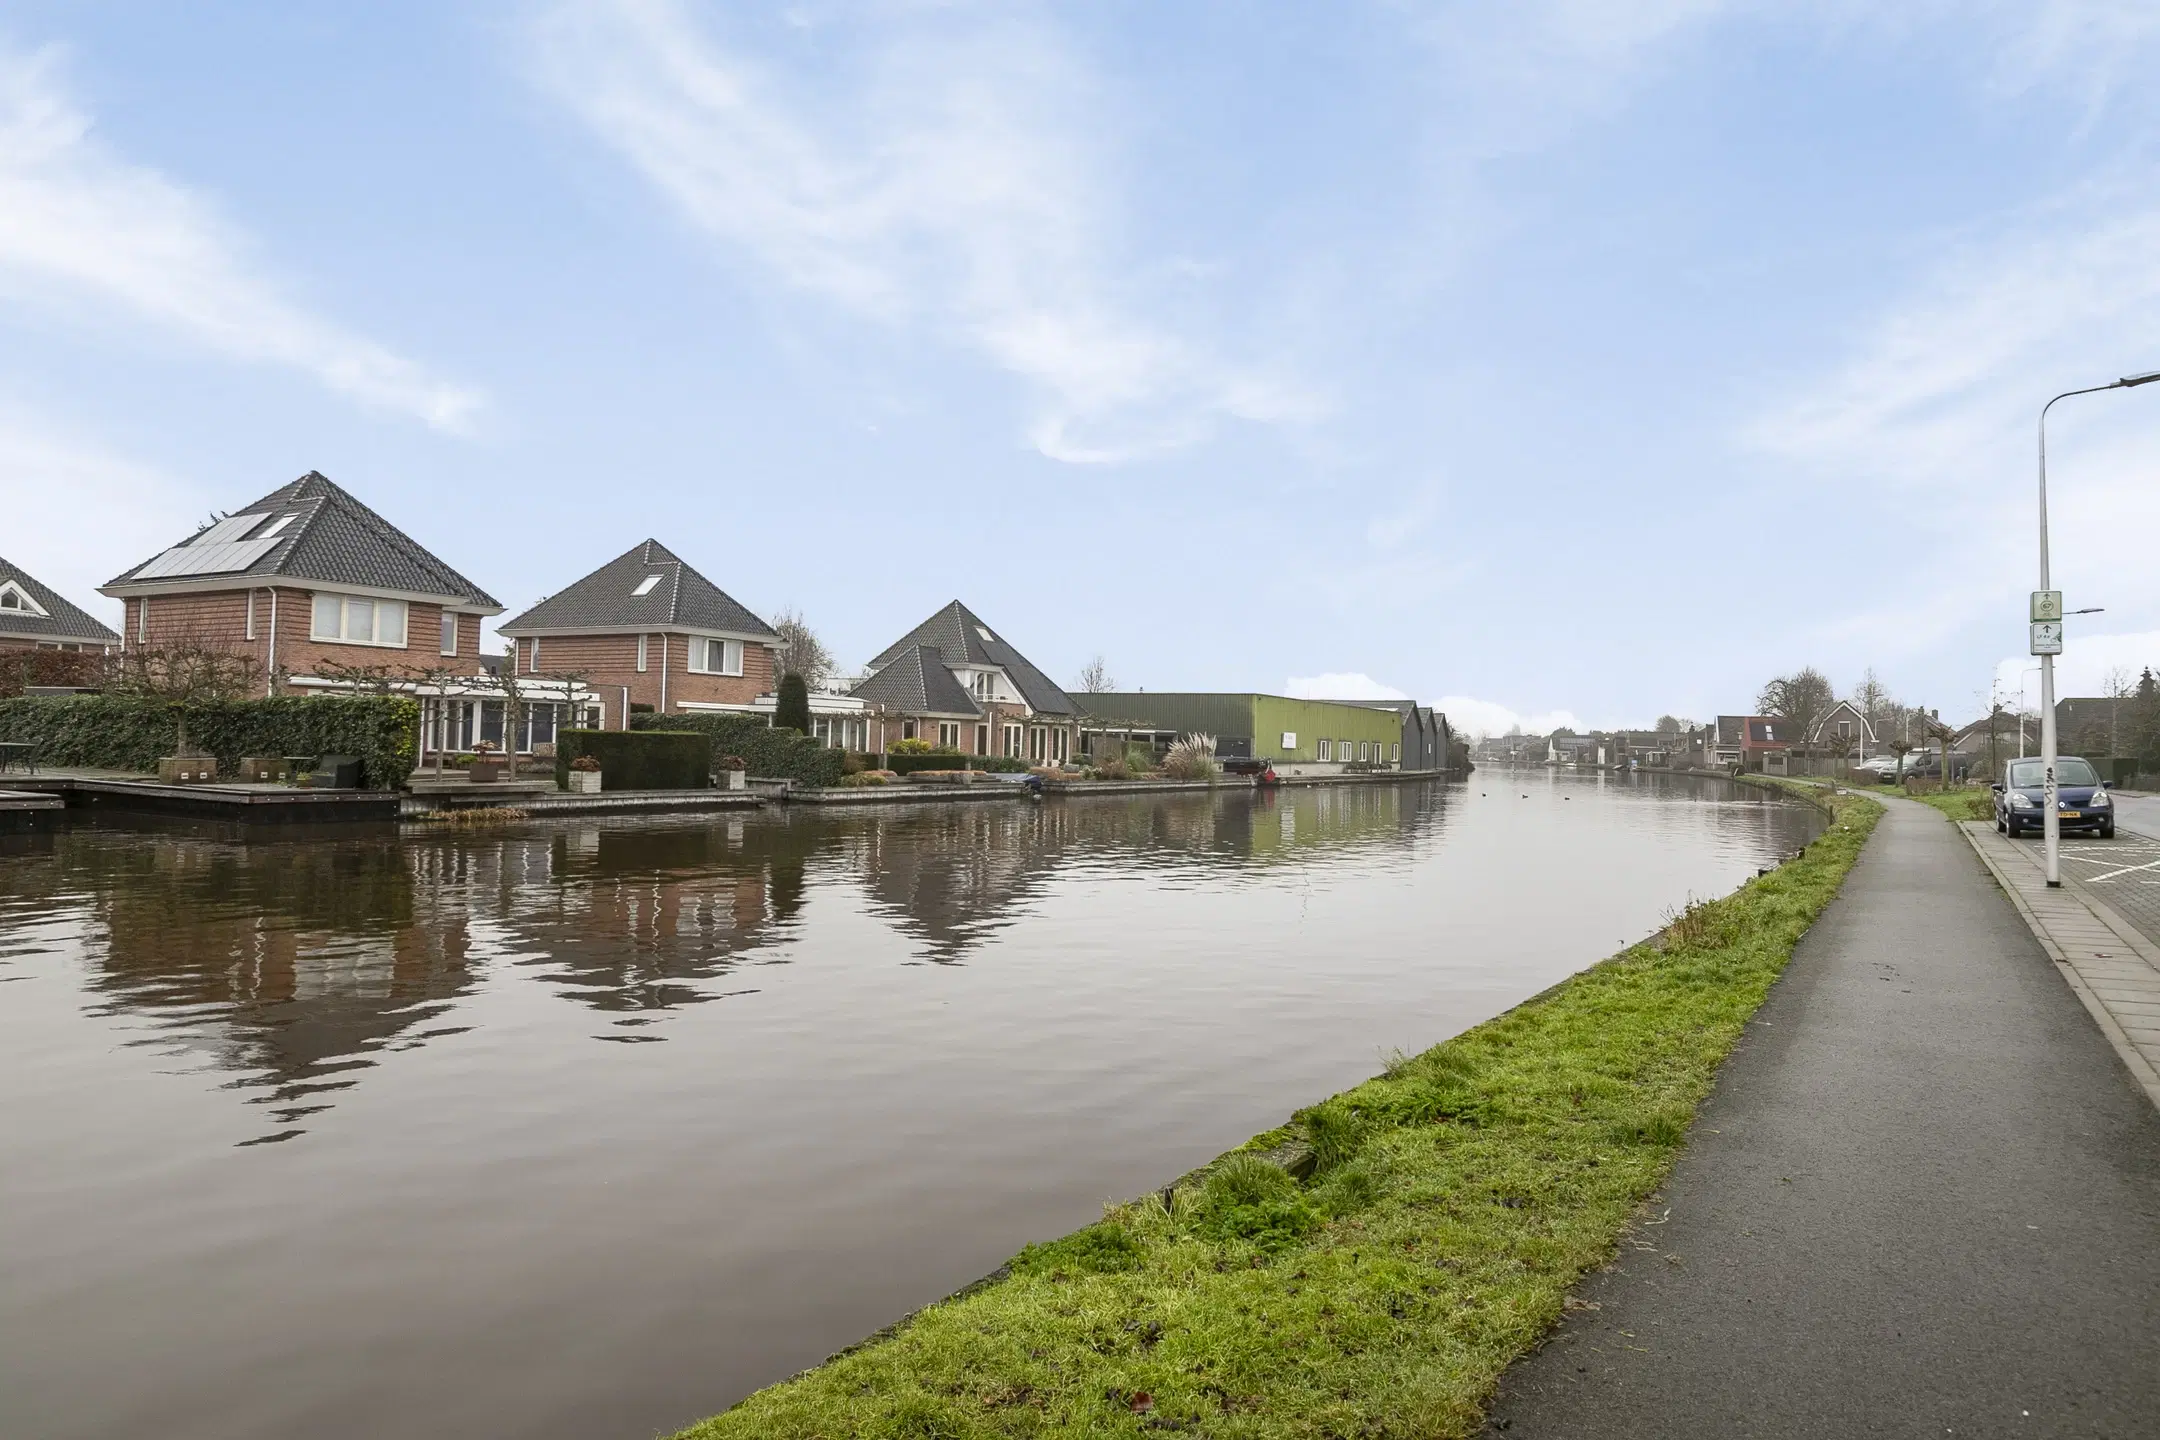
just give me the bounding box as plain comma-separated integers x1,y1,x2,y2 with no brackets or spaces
686,636,744,676
636,634,648,673
1390,743,1400,763
0,581,48,617
938,721,961,749
1317,739,1332,761
310,592,408,648
441,612,458,657
632,574,662,597
245,589,256,641
1281,731,1297,750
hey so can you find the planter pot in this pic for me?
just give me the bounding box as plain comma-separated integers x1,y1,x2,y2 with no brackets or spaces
566,770,603,794
720,769,747,791
469,759,505,784
157,755,218,784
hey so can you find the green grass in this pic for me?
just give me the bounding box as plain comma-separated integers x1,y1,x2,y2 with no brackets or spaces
672,791,1883,1440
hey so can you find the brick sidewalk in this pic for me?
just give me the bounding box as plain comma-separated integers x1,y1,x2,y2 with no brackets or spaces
1962,821,2160,1109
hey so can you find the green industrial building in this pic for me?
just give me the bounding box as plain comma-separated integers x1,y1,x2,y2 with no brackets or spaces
1079,693,1408,766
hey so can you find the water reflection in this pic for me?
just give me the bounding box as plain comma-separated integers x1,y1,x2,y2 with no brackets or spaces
0,774,1820,1440
0,777,1795,1148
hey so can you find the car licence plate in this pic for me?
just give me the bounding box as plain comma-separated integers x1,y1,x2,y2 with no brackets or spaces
2058,810,2081,818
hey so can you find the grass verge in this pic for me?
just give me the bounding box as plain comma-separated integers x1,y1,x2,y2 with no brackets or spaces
673,790,1883,1440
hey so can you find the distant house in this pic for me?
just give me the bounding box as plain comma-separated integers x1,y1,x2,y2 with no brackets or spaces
852,602,1081,762
0,555,119,653
1807,701,1878,758
1711,715,1799,770
496,540,784,734
2054,696,2134,757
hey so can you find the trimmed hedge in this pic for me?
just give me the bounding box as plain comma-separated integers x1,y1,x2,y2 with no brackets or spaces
881,751,1032,775
633,712,845,788
0,693,418,788
555,728,712,791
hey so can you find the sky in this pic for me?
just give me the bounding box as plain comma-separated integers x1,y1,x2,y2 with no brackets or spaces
3,2,2159,736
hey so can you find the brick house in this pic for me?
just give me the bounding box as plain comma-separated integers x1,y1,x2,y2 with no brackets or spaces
495,540,783,732
0,555,120,654
102,473,502,695
851,601,1081,763
1711,714,1801,771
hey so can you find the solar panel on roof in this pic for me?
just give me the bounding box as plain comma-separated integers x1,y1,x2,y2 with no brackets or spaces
133,534,286,579
187,513,269,548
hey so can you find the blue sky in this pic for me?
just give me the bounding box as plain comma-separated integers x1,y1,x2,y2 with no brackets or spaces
4,2,2159,734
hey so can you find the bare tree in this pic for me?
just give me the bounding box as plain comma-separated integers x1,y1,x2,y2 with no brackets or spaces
771,608,834,690
1758,667,1835,753
1076,655,1115,693
104,638,265,757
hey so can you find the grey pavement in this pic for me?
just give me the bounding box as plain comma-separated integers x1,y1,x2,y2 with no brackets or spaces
1480,797,2160,1439
2111,790,2160,842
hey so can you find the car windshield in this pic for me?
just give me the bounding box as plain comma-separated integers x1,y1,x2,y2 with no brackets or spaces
2008,758,2099,787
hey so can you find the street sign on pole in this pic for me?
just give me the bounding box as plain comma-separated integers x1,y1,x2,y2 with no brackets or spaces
2031,590,2063,622
2030,620,2064,655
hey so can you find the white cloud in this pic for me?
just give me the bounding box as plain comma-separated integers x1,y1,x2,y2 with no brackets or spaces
1432,695,1585,739
527,0,1314,463
1285,672,1409,702
0,43,478,429
0,410,208,625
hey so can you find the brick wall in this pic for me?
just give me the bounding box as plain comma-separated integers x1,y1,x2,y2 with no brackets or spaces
120,588,487,693
505,632,781,728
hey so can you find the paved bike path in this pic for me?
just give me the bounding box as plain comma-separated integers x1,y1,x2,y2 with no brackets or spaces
1480,797,2160,1438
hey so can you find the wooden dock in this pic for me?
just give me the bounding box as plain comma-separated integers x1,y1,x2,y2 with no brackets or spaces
4,769,399,823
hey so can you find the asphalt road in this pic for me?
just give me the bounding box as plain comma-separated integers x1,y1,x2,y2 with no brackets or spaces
2111,790,2160,840
1480,797,2160,1438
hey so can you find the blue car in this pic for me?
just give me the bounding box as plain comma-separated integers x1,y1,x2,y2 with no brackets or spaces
1993,755,2115,839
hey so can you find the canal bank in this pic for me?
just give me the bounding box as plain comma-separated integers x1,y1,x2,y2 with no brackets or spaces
666,787,1873,1439
1479,793,2160,1438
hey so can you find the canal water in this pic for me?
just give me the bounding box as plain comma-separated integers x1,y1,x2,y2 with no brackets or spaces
0,772,1818,1440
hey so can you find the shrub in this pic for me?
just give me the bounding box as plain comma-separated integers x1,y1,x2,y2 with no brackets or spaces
0,693,418,788
1191,1154,1322,1252
775,672,812,733
1161,732,1220,781
1011,1219,1143,1277
631,712,845,787
568,754,601,773
885,749,968,775
836,771,889,788
889,737,935,755
554,728,711,791
0,647,102,698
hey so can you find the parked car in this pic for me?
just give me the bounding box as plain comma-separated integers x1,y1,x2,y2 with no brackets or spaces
1993,755,2114,838
1903,749,1973,783
1855,755,1901,782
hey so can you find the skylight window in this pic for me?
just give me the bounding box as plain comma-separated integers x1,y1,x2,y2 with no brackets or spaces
255,513,297,541
633,575,662,596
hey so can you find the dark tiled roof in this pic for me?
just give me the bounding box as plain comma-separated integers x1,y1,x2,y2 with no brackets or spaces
851,644,981,716
0,555,120,644
103,471,499,609
866,601,1078,717
497,540,779,639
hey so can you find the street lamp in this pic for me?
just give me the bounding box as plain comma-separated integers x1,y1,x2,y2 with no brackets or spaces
2035,370,2160,887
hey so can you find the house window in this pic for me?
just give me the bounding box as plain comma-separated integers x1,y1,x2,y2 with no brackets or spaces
1317,739,1332,761
311,593,408,647
972,671,996,700
1053,729,1069,763
688,637,743,675
636,635,648,672
1390,743,1400,763
1281,731,1297,750
901,719,918,741
0,590,20,610
441,613,458,657
939,721,961,749
1004,724,1023,757
1028,727,1046,762
975,723,989,754
632,575,662,596
245,590,255,641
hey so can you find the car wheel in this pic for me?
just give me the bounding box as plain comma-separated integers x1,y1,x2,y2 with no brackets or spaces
2007,820,2024,838
2101,820,2115,839
1996,815,2007,833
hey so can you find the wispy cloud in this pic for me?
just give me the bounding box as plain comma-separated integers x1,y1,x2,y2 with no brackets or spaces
1432,695,1586,739
527,0,1314,463
0,42,478,429
1286,672,1409,702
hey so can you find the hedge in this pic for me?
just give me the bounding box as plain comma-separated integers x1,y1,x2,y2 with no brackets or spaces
882,751,1032,775
555,728,712,791
632,712,845,788
0,693,419,788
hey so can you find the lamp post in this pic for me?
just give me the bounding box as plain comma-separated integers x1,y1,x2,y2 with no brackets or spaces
2035,370,2160,887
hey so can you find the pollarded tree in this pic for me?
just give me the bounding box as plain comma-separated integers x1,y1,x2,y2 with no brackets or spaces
771,608,833,691
1076,655,1115,693
104,637,266,758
